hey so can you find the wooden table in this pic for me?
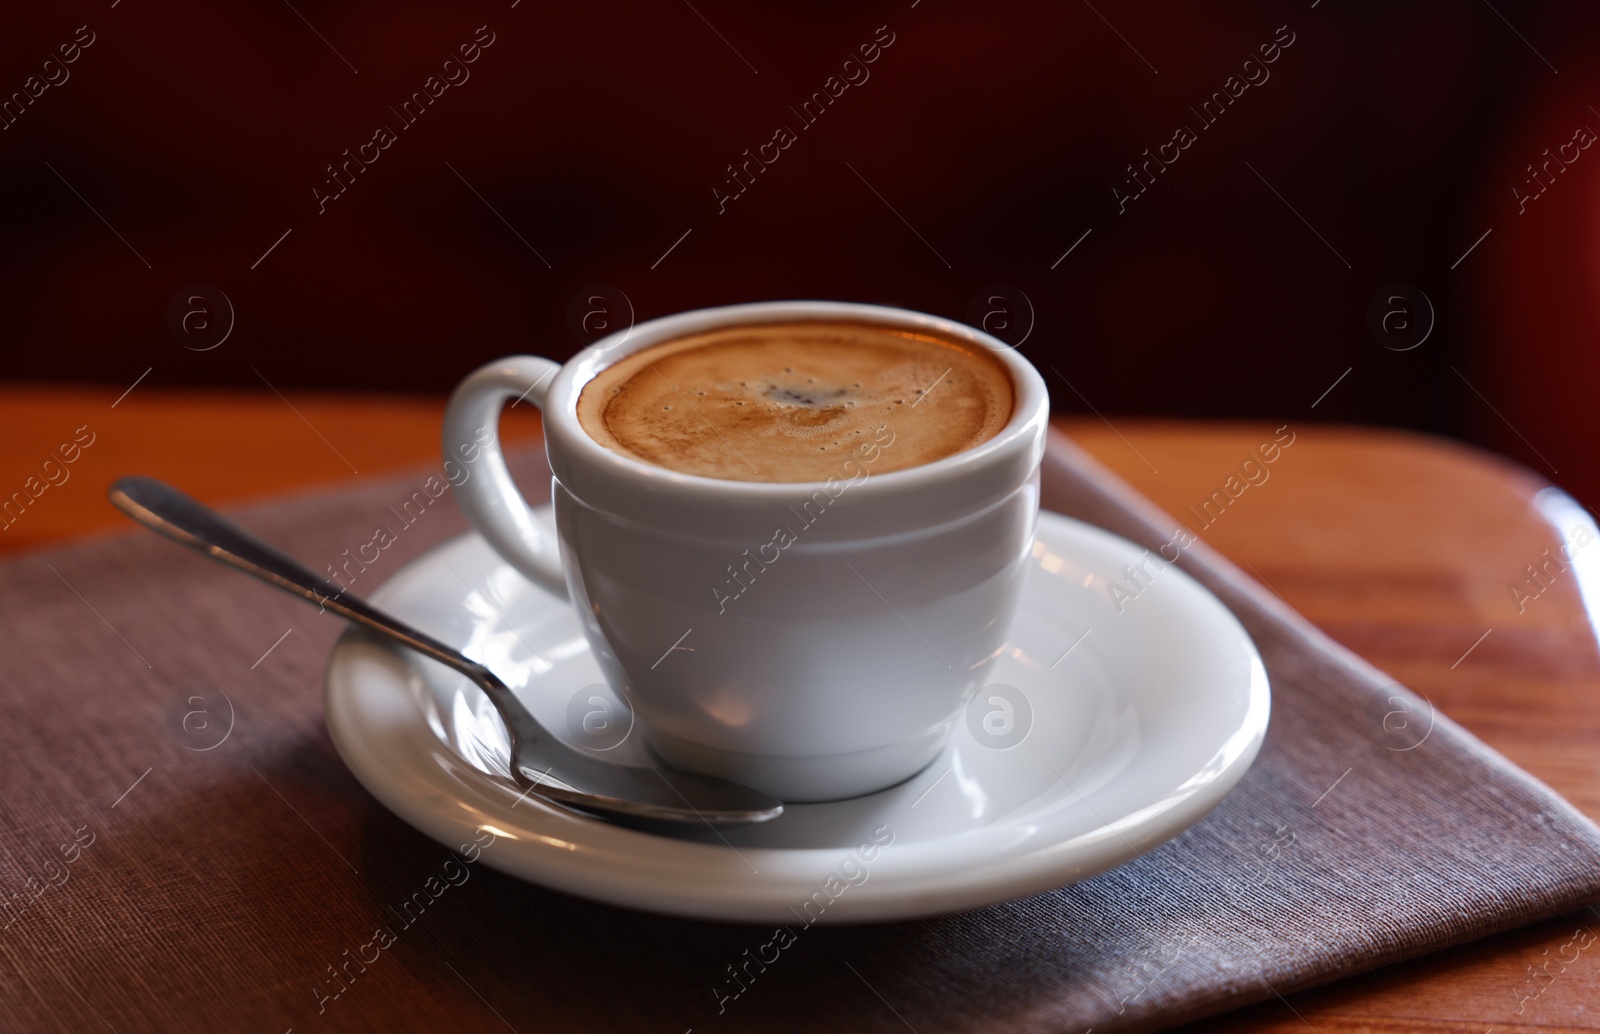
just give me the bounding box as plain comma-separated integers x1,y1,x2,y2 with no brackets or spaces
3,387,1597,1032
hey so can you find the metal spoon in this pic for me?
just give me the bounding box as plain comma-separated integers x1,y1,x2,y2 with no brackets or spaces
109,477,783,827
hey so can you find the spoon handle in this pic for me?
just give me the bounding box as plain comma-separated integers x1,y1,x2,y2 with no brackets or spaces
109,477,485,682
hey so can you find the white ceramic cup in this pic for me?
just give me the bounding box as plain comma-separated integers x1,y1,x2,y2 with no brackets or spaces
443,301,1049,801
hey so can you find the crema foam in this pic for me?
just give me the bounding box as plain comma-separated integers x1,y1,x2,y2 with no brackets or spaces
576,321,1014,482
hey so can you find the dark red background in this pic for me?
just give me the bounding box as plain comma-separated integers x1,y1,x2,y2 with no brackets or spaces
3,1,1598,501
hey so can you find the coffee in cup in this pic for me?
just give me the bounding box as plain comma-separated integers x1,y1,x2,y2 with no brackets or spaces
575,320,1014,482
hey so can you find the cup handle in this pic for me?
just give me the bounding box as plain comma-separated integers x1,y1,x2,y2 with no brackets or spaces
443,355,569,599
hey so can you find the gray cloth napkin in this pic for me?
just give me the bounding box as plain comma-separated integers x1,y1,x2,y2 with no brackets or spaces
0,430,1596,1033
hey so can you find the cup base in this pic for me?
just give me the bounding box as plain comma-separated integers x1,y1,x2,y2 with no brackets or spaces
646,727,952,803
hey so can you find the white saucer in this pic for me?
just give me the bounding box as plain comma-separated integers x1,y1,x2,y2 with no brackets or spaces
324,509,1270,923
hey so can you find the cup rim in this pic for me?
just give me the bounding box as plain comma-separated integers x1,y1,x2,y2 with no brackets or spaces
544,300,1050,498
